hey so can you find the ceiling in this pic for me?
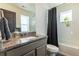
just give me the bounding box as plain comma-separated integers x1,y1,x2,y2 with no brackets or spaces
45,3,62,9
14,3,35,13
14,3,62,12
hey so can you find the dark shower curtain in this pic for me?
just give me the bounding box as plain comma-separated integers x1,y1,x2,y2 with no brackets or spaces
47,7,58,47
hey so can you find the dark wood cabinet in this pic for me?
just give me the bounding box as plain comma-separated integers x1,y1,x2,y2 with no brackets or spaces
0,9,16,33
24,50,35,56
0,38,47,56
6,39,46,56
4,38,47,56
0,52,5,56
36,45,46,56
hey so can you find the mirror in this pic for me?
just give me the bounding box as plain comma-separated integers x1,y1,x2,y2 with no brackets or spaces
15,3,36,33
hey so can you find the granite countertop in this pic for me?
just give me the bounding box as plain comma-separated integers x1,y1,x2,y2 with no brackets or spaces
0,35,47,53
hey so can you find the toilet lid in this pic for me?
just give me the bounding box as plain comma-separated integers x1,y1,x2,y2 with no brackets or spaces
47,44,59,52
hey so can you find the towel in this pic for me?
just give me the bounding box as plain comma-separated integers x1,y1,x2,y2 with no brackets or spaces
3,17,12,40
0,17,12,40
0,17,5,39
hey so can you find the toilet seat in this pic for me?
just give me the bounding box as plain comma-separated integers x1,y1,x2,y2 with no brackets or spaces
47,44,59,52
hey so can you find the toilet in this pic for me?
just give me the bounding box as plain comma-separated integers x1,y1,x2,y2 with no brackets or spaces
47,44,59,56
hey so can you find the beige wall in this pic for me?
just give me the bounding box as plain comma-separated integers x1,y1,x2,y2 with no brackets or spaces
57,3,79,48
36,4,48,35
0,3,34,31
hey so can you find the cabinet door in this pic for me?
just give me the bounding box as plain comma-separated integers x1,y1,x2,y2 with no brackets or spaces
0,52,5,56
36,45,46,56
24,50,35,56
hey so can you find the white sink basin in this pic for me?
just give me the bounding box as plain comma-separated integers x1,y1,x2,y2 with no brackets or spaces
19,36,37,43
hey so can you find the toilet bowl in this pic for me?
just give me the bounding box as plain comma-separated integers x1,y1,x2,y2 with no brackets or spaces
47,44,59,56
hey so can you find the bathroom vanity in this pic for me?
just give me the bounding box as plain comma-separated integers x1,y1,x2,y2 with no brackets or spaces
0,35,47,56
0,8,47,56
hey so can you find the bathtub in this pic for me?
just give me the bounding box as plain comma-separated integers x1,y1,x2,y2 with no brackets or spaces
59,43,79,56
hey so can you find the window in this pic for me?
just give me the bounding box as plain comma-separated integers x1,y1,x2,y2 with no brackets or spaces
60,10,72,22
21,15,29,33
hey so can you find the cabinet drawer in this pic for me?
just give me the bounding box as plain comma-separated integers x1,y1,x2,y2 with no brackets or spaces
24,50,35,56
36,45,46,56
